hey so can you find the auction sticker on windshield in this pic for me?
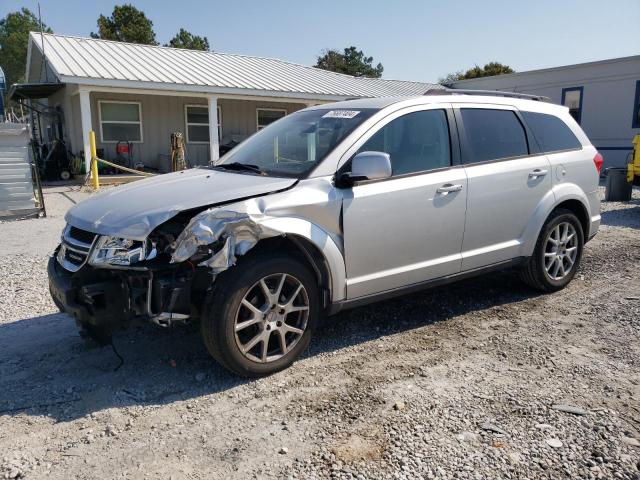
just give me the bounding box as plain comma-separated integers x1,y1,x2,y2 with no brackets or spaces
322,110,361,119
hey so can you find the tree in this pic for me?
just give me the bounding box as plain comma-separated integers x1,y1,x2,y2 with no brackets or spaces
315,46,383,78
166,28,210,51
0,8,52,88
439,62,515,84
90,4,157,45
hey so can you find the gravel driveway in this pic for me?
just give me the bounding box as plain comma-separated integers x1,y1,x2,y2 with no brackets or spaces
1,185,639,479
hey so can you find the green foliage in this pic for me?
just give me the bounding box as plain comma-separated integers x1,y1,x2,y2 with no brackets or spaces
0,8,52,87
315,46,383,78
166,28,210,51
439,62,515,84
90,4,157,45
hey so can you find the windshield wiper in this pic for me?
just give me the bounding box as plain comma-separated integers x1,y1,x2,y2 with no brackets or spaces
212,162,265,175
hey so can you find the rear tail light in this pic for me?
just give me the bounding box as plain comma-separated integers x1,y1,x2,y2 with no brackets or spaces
593,152,603,174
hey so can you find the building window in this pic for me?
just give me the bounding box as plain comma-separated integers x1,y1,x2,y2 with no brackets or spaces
633,80,640,129
185,105,221,143
561,87,584,124
256,108,286,130
99,101,142,142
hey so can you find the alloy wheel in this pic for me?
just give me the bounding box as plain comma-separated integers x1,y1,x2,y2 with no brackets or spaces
544,222,578,281
234,273,310,363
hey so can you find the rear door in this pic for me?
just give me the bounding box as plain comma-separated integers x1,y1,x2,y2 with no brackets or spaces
455,105,553,271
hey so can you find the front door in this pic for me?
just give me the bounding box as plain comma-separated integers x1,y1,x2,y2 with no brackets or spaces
341,107,468,299
455,106,553,270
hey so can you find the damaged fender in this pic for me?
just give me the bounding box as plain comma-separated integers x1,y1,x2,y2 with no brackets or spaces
170,200,347,302
170,208,279,273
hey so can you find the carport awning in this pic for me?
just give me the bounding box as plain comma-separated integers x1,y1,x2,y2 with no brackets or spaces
8,82,64,101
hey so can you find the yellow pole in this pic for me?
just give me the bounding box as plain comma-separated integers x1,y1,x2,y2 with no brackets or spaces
89,130,99,190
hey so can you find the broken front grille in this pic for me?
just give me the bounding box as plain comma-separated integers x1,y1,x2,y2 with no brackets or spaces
57,225,97,272
68,226,97,245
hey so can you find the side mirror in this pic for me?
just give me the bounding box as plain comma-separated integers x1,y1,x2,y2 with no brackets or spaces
340,151,392,186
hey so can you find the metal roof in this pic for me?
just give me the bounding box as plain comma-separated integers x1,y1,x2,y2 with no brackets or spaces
448,54,640,86
28,33,442,101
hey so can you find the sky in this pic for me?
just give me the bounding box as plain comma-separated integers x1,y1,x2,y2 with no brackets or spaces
1,0,639,82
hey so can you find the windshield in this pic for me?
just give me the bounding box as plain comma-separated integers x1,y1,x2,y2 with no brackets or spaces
215,108,377,177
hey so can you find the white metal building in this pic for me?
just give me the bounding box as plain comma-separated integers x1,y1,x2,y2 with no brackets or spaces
16,32,442,173
449,55,640,168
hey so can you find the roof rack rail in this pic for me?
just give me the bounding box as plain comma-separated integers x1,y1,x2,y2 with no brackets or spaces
426,88,549,102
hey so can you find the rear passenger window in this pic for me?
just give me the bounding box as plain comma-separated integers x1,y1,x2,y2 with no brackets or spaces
461,109,528,163
521,111,582,153
358,109,451,175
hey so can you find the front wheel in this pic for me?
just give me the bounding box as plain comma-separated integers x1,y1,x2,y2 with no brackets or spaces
201,253,320,377
520,209,584,292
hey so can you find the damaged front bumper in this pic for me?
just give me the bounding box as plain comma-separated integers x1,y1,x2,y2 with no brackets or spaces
48,247,197,333
48,254,128,330
48,209,273,334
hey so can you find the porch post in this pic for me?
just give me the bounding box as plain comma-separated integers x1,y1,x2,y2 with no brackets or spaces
79,88,93,174
208,96,219,162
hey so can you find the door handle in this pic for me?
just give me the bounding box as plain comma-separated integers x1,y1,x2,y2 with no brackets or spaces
436,183,463,194
528,169,548,178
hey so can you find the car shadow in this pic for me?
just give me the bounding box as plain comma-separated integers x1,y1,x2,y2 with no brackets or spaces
0,268,539,423
600,200,640,230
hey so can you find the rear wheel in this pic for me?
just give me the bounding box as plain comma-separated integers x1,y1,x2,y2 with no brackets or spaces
520,209,584,292
201,253,320,377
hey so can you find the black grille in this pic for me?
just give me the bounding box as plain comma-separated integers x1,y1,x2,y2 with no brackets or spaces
69,226,96,245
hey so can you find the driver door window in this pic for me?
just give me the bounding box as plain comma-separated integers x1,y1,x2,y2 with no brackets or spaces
358,109,451,176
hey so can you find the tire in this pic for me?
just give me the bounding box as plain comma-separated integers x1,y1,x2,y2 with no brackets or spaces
519,209,584,292
201,252,320,377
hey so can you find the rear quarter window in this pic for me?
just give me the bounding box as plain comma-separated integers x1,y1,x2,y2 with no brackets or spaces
521,111,582,153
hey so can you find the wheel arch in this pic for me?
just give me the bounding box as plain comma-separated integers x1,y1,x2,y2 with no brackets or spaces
552,198,590,239
549,182,592,240
249,235,336,310
247,216,346,305
521,185,591,257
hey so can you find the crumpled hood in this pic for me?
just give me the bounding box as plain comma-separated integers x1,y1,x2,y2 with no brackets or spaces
65,168,297,240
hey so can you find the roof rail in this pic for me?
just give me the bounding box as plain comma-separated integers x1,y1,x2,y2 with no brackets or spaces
426,88,549,102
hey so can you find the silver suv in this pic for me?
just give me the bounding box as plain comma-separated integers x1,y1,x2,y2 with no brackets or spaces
49,91,602,377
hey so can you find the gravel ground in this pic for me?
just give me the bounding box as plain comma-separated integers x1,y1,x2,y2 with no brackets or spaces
0,185,639,479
